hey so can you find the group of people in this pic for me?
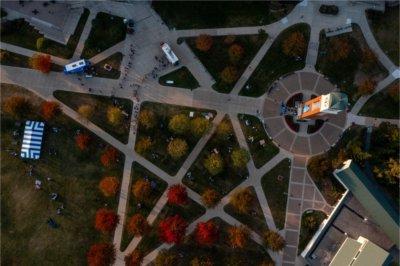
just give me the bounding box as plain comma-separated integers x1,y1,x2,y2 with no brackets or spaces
147,55,171,80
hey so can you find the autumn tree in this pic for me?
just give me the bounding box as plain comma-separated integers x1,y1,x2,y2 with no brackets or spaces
167,138,188,160
135,136,153,155
220,66,238,84
361,48,377,71
358,78,376,96
100,147,119,167
30,53,52,73
264,229,286,251
132,178,151,202
190,117,211,138
374,158,400,184
228,44,244,62
94,208,119,233
167,184,188,205
76,132,91,150
125,250,143,266
41,101,61,120
231,148,250,169
203,153,224,176
87,243,115,266
99,176,120,197
216,119,232,139
195,221,219,246
387,83,399,103
127,213,150,236
230,187,254,214
78,104,95,120
282,31,306,58
196,34,213,52
191,255,214,266
155,249,178,266
138,109,156,130
201,188,220,208
169,114,190,135
307,155,332,182
36,37,47,51
3,96,32,118
228,225,249,249
223,35,236,45
327,38,351,62
259,260,274,266
107,106,123,126
158,214,188,244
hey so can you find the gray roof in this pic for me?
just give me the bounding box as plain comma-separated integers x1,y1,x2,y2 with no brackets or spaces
330,92,348,110
333,160,399,247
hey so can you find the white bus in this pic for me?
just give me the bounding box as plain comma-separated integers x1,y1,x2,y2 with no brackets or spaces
161,43,179,66
64,59,91,74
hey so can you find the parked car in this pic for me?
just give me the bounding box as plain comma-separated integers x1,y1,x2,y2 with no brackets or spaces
124,18,135,34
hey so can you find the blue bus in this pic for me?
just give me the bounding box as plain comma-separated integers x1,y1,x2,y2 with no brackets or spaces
64,59,91,74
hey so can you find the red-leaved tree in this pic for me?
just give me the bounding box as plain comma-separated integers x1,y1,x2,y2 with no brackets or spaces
167,184,188,205
195,221,219,246
30,53,52,73
127,213,150,236
41,101,61,120
76,132,91,150
100,147,119,167
158,214,188,244
94,208,119,233
87,243,115,266
125,250,143,266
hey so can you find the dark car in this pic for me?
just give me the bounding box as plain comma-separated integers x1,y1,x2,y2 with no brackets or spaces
126,19,135,34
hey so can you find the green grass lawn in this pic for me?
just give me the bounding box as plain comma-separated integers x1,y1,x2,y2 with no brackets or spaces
1,9,90,59
261,158,290,230
316,24,388,105
0,49,63,72
182,116,249,197
135,102,216,176
159,67,200,90
298,210,326,254
53,91,132,144
1,83,123,265
81,12,126,59
359,81,399,119
223,186,268,235
240,23,310,97
152,1,297,29
120,162,168,251
136,198,206,256
186,34,267,93
169,217,273,265
238,114,279,168
93,52,123,79
367,6,399,66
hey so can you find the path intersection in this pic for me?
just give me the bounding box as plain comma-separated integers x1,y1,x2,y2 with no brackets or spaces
1,1,399,266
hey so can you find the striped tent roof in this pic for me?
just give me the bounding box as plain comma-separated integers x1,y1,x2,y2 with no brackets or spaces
20,121,45,159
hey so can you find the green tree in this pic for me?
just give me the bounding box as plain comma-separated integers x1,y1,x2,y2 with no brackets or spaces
228,44,244,62
220,66,238,84
167,138,188,160
231,148,250,169
155,250,178,266
204,153,224,176
216,119,232,139
190,117,211,137
36,37,47,51
169,114,190,135
3,96,32,119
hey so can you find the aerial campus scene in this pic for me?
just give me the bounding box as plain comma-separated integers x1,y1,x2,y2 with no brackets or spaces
0,0,399,266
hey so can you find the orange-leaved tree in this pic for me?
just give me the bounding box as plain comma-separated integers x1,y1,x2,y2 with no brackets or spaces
30,53,52,73
127,213,150,236
228,44,244,62
220,66,238,84
138,109,157,130
41,101,61,120
195,34,213,52
195,221,219,246
132,178,151,202
87,243,115,266
263,229,286,251
358,78,376,96
76,132,91,150
158,214,188,244
228,225,249,249
100,146,119,167
282,31,306,58
201,188,220,208
99,176,120,197
230,187,254,214
94,208,119,233
3,96,32,118
135,136,153,155
167,184,188,205
125,250,143,266
327,38,352,62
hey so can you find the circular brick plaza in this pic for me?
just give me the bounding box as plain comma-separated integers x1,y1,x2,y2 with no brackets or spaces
262,71,347,156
